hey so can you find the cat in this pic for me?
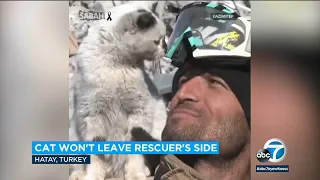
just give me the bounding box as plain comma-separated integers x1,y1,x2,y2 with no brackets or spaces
69,7,167,180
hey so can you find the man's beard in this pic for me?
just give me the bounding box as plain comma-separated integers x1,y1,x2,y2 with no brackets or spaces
162,112,249,161
162,101,207,141
162,118,206,141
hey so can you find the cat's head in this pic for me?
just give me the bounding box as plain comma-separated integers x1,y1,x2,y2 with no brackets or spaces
129,9,165,40
114,9,166,59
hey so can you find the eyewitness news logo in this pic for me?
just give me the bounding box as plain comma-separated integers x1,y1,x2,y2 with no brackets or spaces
32,141,219,164
256,138,289,172
256,138,286,163
256,165,289,173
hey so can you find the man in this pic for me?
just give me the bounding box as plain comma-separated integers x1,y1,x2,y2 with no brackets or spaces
153,2,251,180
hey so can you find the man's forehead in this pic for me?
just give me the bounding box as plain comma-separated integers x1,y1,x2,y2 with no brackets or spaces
181,63,214,78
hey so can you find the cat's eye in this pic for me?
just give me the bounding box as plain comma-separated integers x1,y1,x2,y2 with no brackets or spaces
153,39,160,45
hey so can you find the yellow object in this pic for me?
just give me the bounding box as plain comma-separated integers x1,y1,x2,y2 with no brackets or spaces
211,31,240,50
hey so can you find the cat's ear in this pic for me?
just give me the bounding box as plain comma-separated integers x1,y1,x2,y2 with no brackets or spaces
135,9,157,30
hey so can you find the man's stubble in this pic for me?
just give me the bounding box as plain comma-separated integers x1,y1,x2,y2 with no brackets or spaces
162,109,249,161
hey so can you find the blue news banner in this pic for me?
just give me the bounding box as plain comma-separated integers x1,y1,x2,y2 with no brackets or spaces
32,141,219,164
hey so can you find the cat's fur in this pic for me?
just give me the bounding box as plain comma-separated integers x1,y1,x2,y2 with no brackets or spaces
69,7,167,180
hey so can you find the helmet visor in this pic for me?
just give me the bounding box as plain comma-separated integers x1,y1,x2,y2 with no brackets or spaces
166,3,250,60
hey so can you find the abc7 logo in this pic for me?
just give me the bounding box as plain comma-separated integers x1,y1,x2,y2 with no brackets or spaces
257,138,286,163
256,149,271,162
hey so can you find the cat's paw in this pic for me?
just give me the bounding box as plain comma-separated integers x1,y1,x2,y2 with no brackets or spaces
83,174,104,180
144,166,151,177
124,171,147,180
69,170,86,180
124,161,149,180
125,153,149,180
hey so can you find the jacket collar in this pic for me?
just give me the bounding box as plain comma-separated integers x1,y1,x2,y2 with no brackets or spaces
154,155,204,180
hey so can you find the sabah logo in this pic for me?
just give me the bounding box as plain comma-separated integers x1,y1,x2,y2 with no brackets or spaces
256,138,286,163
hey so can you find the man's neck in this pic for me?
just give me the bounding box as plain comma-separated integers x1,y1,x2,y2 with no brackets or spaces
199,142,250,180
177,142,250,180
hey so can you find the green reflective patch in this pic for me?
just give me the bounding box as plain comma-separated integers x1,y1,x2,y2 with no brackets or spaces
183,27,192,34
188,37,195,46
188,37,203,47
166,36,182,58
223,8,233,14
166,27,192,58
206,3,218,8
194,37,204,47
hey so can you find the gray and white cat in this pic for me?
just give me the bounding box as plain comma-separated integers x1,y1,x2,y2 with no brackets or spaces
69,6,167,180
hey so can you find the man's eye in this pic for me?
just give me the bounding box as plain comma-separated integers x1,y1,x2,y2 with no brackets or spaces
178,77,188,87
209,78,220,84
208,77,229,89
208,77,226,88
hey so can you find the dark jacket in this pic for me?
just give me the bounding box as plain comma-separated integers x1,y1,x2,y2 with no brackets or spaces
154,155,204,180
104,155,204,180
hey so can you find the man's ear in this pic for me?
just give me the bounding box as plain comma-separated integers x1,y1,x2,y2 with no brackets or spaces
135,9,157,30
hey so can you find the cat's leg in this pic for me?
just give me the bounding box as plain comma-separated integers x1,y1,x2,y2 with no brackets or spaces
69,162,86,180
69,169,86,180
69,117,87,180
84,153,108,180
150,100,167,140
76,116,108,180
124,154,150,180
124,112,153,180
84,139,127,180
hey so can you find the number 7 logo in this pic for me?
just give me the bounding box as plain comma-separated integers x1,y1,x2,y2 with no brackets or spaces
263,138,287,163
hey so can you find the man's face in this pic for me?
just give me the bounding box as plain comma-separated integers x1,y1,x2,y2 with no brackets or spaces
162,67,250,157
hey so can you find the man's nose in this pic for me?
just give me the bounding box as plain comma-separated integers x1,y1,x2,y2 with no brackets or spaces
176,76,204,102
